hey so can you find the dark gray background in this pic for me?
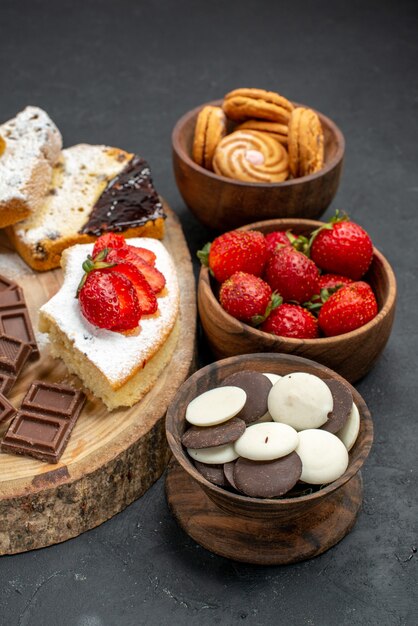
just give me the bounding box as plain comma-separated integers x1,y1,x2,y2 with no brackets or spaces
0,1,417,624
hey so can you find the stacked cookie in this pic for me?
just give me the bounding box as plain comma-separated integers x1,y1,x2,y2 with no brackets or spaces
192,88,324,183
182,370,360,498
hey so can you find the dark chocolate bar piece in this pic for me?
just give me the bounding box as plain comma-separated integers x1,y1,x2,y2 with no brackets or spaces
1,381,86,464
0,393,16,424
0,275,17,292
0,372,16,395
21,380,85,417
0,306,39,360
0,286,25,309
0,333,32,375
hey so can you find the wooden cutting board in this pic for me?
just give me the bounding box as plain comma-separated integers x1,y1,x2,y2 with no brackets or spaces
0,205,196,555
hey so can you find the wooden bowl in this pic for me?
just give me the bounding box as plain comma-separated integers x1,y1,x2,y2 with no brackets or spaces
198,218,397,383
165,353,373,564
172,100,345,231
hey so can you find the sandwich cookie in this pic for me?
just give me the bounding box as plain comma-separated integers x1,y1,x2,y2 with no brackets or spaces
181,417,246,449
223,88,294,124
222,370,272,424
321,379,353,434
296,429,349,484
234,452,302,498
213,130,289,183
234,422,299,461
288,107,324,177
192,105,227,170
185,386,246,426
268,372,333,431
235,120,288,145
337,402,360,451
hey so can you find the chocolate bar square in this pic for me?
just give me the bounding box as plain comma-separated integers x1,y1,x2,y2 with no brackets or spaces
0,372,16,395
0,275,17,292
0,307,39,359
0,286,25,309
21,381,85,417
0,334,32,375
0,393,16,424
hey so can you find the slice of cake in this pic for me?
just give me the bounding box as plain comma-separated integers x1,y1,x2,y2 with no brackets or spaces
38,237,179,410
0,106,62,228
7,144,166,271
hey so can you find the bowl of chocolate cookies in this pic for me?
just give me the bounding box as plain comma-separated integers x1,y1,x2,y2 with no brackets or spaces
172,88,345,231
165,352,373,565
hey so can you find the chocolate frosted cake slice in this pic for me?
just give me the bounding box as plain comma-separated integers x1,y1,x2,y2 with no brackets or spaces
80,155,165,236
7,144,166,271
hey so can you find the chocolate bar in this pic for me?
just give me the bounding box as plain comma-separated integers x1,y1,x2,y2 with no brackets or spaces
0,392,16,424
1,380,86,463
0,306,39,359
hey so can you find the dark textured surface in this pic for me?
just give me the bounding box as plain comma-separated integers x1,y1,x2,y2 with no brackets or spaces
0,0,417,624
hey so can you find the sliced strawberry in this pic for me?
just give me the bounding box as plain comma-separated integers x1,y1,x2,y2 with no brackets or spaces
103,262,158,315
107,249,165,294
79,270,141,331
93,233,128,256
127,245,156,266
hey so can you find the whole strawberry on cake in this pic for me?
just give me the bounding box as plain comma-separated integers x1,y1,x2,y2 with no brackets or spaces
39,233,180,410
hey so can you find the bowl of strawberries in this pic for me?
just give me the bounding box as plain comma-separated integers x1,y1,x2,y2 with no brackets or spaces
197,214,397,382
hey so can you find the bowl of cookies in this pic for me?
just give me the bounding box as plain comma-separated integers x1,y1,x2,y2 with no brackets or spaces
165,352,373,564
197,215,397,383
172,88,345,231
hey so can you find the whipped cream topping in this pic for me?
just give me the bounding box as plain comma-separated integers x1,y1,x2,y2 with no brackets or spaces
40,238,179,385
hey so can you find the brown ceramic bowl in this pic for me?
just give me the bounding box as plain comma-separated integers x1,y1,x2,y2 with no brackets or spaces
172,99,345,231
198,218,397,383
165,353,373,564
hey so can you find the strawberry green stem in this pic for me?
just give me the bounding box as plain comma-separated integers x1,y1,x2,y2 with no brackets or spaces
76,248,116,297
251,292,282,326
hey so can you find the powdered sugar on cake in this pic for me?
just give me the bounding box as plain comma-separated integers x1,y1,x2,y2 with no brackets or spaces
0,106,62,204
40,238,179,385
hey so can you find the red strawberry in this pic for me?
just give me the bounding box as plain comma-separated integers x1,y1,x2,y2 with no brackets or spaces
265,231,292,258
79,271,141,331
126,245,156,266
261,304,319,339
104,262,157,315
93,233,127,256
219,272,279,325
198,230,268,283
318,274,354,291
107,248,165,293
310,217,373,280
264,246,320,303
318,281,378,337
307,274,354,311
